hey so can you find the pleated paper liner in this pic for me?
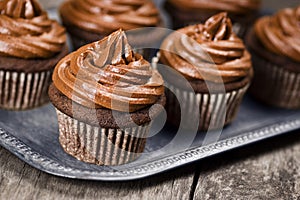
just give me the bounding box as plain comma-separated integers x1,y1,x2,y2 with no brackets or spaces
56,109,152,166
0,70,52,110
249,53,300,109
164,82,250,131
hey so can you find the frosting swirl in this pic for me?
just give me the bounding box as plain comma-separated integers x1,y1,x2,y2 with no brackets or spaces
60,0,161,35
160,12,252,83
254,6,300,62
53,29,164,112
168,0,261,14
0,0,66,59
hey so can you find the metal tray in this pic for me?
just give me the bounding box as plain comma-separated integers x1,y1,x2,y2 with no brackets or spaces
0,95,300,181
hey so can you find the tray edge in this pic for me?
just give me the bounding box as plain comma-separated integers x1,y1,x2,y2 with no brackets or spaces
0,118,300,181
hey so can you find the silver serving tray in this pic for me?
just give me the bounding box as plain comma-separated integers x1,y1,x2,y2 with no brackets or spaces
0,95,300,181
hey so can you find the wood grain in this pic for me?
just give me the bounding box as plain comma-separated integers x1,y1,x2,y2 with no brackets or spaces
0,146,196,200
194,131,300,200
1,132,300,199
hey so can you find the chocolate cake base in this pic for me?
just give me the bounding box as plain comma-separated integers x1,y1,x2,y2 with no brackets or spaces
0,45,68,73
157,57,252,131
56,109,149,166
0,46,68,110
246,29,300,109
48,84,166,128
163,81,250,131
49,84,166,165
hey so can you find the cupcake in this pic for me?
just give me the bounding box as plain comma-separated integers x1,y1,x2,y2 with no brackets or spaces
164,0,261,38
157,13,252,131
48,29,165,165
246,6,300,109
59,0,165,59
0,0,67,110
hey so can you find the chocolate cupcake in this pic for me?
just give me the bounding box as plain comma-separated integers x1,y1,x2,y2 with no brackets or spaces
0,0,67,110
164,0,261,38
157,13,252,131
246,6,300,109
59,0,165,59
49,30,165,165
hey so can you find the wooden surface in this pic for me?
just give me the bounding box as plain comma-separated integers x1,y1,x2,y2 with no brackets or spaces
1,131,299,200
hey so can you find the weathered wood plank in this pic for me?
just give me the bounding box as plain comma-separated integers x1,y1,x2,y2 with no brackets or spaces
0,147,195,200
194,132,300,200
1,133,300,200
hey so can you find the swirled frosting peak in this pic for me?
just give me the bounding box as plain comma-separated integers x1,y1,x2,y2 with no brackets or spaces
60,0,161,34
201,12,232,41
160,12,252,83
53,29,164,112
254,6,300,62
0,0,42,19
0,0,66,59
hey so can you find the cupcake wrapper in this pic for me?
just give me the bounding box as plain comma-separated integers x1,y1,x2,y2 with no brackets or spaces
165,82,249,131
250,53,300,109
0,70,52,110
56,109,151,166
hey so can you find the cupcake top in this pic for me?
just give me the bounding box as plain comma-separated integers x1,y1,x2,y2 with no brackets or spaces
0,0,66,59
160,12,252,84
254,6,300,62
52,29,164,112
167,0,261,14
60,0,161,35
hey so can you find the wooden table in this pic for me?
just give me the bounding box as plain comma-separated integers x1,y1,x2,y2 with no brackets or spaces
1,131,299,199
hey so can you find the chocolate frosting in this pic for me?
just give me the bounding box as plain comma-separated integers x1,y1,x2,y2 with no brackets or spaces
168,0,261,14
0,0,66,59
53,29,164,112
60,0,161,35
160,12,252,83
254,6,300,62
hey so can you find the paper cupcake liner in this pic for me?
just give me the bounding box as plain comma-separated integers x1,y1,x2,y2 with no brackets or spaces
55,109,151,166
250,53,300,109
164,82,249,131
0,70,52,110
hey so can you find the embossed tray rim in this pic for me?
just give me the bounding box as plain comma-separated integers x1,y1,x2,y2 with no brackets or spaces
1,117,299,181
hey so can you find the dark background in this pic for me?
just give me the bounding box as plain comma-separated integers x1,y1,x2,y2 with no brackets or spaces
40,0,299,11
